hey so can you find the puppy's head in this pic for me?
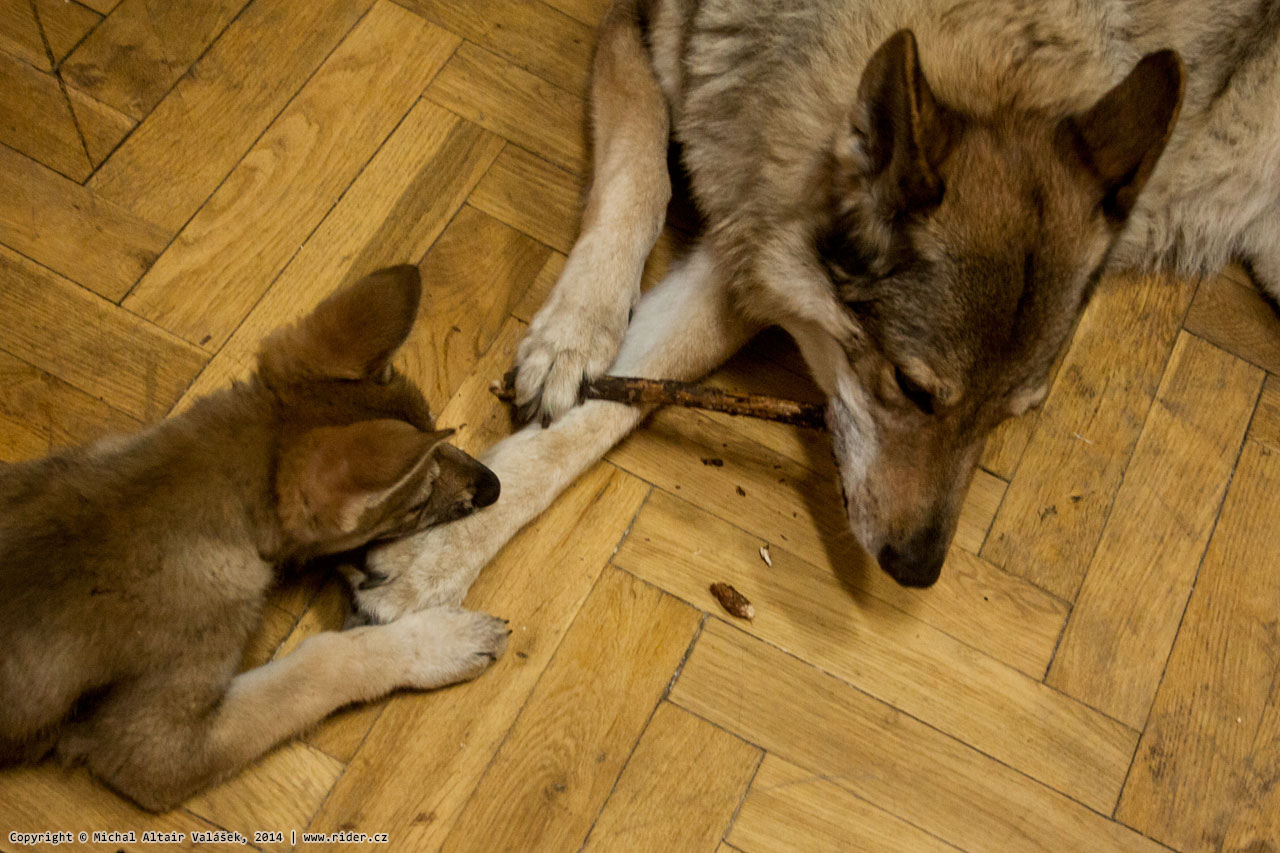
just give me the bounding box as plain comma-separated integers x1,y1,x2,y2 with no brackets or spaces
793,31,1183,586
257,266,499,559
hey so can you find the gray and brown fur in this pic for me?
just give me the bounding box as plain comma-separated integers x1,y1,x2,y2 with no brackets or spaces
0,267,506,811
351,0,1280,621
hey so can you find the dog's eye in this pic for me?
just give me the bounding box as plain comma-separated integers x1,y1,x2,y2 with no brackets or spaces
894,366,935,415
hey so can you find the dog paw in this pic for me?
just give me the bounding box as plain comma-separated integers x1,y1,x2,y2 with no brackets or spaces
392,606,509,689
514,319,625,425
514,280,630,425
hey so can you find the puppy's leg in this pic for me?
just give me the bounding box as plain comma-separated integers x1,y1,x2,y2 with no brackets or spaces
515,1,672,424
77,607,507,812
357,247,759,622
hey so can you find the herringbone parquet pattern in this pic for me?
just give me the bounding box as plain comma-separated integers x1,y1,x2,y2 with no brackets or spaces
1,1,1278,850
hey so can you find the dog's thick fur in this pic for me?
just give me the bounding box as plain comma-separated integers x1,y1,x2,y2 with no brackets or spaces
0,268,507,811
353,0,1280,620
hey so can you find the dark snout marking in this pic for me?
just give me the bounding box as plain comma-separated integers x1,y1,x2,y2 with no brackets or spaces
877,524,948,587
473,464,501,508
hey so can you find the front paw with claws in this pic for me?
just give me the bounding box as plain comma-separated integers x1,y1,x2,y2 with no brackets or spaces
513,246,634,425
514,311,628,425
389,606,509,689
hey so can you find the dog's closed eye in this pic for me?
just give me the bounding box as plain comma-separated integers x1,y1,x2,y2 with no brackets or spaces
893,366,936,415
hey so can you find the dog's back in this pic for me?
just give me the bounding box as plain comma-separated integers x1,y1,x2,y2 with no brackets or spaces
0,395,275,761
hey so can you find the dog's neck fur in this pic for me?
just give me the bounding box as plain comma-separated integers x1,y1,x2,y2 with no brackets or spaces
2,384,285,570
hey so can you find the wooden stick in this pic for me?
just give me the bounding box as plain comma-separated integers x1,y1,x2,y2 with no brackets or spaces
491,371,827,430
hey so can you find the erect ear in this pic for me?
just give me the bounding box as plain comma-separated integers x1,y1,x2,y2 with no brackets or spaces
258,265,422,386
279,420,454,540
853,30,960,215
1056,50,1184,221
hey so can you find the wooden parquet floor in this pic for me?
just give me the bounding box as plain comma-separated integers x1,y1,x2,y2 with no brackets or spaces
1,1,1278,851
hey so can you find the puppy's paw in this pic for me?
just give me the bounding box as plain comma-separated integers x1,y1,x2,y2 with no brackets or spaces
393,606,509,689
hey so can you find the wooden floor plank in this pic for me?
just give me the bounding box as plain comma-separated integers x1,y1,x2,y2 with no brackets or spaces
673,620,1163,853
123,2,460,350
304,464,650,852
0,348,140,462
61,0,249,120
1252,373,1280,453
65,84,134,165
34,0,100,63
609,409,1069,679
471,144,683,298
426,42,586,175
729,755,959,853
469,145,582,253
87,0,375,233
1184,266,1280,375
1048,333,1261,728
0,51,91,180
432,316,524,452
185,743,344,853
514,251,567,325
402,204,549,408
1116,438,1280,852
0,0,49,68
33,0,100,64
0,136,166,300
981,409,1038,480
583,701,760,853
541,0,607,27
173,100,503,408
442,568,701,851
982,271,1197,600
0,247,206,420
1221,678,1280,852
397,0,594,95
616,490,1133,812
955,468,1006,554
77,0,120,14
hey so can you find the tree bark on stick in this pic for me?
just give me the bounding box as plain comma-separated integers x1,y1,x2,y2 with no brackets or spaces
491,371,826,430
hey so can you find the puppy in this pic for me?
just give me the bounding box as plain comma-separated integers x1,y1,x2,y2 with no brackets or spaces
0,266,507,811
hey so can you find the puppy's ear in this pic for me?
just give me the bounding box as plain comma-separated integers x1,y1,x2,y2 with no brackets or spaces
851,30,960,215
278,420,454,544
258,265,422,386
1056,50,1184,221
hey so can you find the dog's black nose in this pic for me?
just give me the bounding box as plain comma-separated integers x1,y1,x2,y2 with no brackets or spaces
472,466,501,508
877,530,947,588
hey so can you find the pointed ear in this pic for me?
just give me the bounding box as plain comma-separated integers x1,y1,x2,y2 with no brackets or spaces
279,420,454,541
854,30,960,214
258,265,422,386
1057,50,1184,221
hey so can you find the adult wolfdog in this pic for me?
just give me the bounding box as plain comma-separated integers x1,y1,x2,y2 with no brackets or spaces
355,0,1280,619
